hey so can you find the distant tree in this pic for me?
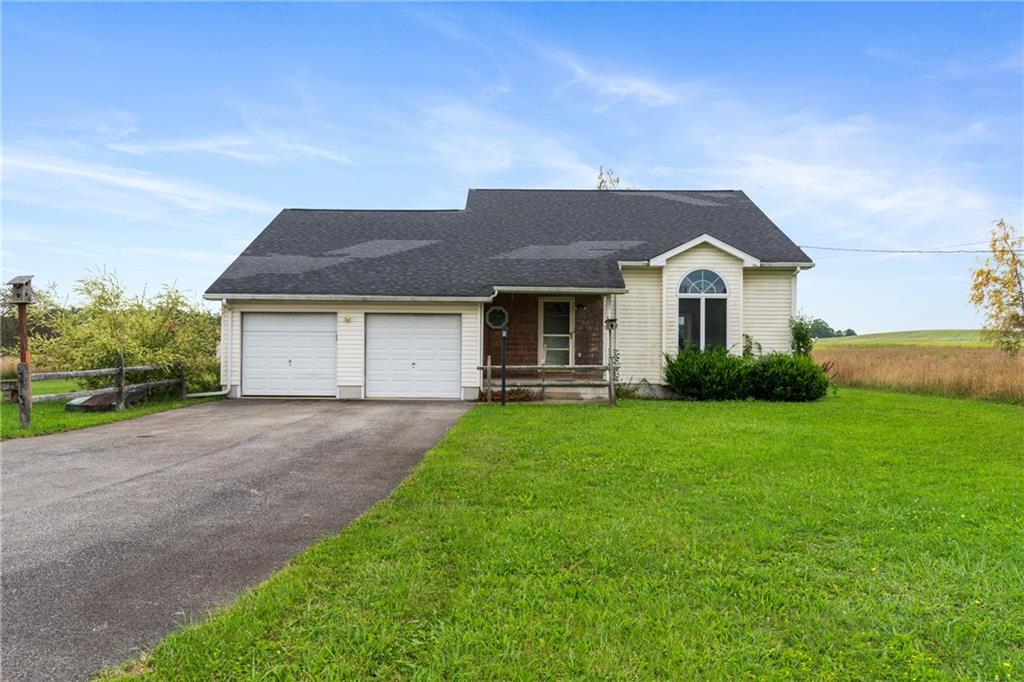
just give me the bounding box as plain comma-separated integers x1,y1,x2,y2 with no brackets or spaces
843,329,857,337
809,318,835,338
595,166,622,190
970,219,1024,354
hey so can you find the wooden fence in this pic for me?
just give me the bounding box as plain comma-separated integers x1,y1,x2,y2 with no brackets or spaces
4,358,187,429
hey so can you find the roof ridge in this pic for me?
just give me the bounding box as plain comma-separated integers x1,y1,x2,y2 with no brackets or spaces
283,208,464,213
468,188,742,193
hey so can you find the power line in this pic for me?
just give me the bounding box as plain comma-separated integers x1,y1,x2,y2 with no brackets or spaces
799,245,1023,254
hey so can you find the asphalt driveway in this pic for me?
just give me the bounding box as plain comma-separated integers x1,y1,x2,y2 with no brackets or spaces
1,399,470,681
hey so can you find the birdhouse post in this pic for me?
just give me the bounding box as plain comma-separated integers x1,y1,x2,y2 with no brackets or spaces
7,275,35,429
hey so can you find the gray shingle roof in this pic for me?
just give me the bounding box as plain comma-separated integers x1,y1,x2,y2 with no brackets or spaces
206,189,812,298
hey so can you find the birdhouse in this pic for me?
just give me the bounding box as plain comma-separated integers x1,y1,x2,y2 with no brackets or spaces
7,275,34,304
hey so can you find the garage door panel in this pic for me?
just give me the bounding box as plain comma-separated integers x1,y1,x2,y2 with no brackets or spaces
365,314,461,398
242,313,337,397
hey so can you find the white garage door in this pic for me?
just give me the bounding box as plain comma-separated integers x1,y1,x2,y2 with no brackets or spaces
242,313,337,397
365,314,461,398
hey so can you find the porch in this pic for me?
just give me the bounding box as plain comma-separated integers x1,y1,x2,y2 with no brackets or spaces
480,292,617,402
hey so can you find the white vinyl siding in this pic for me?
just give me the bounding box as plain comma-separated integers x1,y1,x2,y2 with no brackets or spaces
223,300,481,399
661,243,744,357
743,268,796,353
616,268,663,383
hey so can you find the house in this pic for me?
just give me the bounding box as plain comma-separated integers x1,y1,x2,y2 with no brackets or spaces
206,189,813,399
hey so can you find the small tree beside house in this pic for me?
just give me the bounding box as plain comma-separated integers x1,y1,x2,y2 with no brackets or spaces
970,219,1024,355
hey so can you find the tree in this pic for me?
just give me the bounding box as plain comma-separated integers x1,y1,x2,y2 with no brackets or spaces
31,271,221,390
970,219,1024,354
595,166,622,190
843,329,857,337
809,318,835,338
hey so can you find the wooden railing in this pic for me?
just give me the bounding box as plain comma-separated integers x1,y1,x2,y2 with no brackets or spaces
3,358,187,429
478,359,615,405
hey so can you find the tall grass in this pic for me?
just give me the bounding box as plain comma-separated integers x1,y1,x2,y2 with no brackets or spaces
814,346,1024,404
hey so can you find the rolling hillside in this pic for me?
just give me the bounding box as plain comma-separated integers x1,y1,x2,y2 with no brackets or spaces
816,330,988,348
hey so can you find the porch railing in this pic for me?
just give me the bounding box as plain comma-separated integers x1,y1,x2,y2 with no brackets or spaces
477,359,615,405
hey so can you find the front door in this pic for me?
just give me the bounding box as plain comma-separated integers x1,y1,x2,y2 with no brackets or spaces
539,299,573,366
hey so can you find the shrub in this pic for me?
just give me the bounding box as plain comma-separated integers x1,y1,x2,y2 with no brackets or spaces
663,346,750,400
790,315,815,356
748,353,830,402
30,271,221,391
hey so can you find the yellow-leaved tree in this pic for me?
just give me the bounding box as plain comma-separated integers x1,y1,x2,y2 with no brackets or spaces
970,219,1024,354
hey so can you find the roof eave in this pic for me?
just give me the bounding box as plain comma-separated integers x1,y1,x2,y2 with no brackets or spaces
205,292,493,302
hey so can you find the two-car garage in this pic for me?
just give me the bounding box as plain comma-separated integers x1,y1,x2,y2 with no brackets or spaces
239,311,465,399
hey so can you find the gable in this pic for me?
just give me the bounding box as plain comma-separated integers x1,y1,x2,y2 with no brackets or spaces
648,234,759,267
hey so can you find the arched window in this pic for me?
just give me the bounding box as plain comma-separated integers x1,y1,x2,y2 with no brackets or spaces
678,269,728,350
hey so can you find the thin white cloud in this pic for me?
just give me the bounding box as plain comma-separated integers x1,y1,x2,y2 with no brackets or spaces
417,104,594,185
865,44,1023,79
4,151,274,214
535,45,685,107
108,135,266,161
107,132,353,165
273,140,352,164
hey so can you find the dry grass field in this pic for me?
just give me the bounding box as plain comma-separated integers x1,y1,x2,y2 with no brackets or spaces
814,346,1024,404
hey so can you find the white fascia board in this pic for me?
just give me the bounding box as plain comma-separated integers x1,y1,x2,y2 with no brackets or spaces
752,262,816,270
492,286,627,295
205,292,493,302
648,234,760,267
617,260,655,267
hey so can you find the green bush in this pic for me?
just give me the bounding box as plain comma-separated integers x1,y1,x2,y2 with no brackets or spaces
748,353,830,402
790,315,815,356
30,271,221,392
663,348,830,402
663,346,750,400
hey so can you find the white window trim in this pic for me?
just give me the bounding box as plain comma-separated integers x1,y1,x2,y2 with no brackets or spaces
677,271,729,351
537,296,575,367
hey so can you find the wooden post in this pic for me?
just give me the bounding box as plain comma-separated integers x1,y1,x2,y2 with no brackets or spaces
485,355,492,403
17,300,31,413
114,356,125,412
500,328,508,406
607,326,617,407
177,365,187,399
17,361,30,429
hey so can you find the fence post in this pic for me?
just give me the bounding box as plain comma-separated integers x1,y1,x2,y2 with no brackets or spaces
500,328,508,406
17,362,31,429
114,356,125,412
485,355,492,403
177,365,187,399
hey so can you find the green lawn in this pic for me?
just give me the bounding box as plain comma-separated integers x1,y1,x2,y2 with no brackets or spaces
2,379,216,439
816,329,987,348
109,390,1022,680
30,378,85,395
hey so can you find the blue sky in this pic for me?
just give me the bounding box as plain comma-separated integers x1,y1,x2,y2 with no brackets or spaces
3,2,1021,332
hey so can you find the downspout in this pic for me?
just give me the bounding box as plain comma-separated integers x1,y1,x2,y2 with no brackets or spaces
186,386,231,398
